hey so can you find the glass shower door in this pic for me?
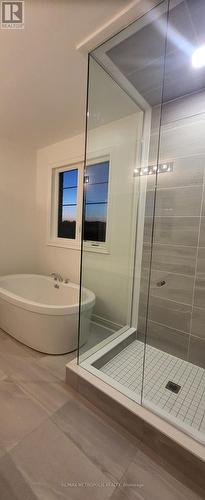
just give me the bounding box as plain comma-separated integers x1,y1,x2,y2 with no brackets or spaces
142,0,205,444
78,55,143,372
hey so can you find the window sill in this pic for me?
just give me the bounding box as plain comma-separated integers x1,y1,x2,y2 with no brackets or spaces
47,240,81,251
47,240,109,254
84,244,109,255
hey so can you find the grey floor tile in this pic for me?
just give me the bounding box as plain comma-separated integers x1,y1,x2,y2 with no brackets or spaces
17,381,73,415
10,420,115,500
0,334,41,358
0,354,59,383
80,322,114,356
38,352,75,382
52,397,137,482
0,379,48,451
0,453,38,500
110,448,203,500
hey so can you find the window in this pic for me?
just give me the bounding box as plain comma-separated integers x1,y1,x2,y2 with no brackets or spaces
84,160,109,244
58,169,78,239
48,157,110,252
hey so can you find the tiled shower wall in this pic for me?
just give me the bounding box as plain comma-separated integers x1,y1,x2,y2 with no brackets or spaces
138,91,205,369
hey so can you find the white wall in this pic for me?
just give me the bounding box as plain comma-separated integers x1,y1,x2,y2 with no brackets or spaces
0,139,38,275
36,133,84,284
85,113,141,327
36,113,141,327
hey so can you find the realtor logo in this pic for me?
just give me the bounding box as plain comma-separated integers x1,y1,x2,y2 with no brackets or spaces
1,1,24,29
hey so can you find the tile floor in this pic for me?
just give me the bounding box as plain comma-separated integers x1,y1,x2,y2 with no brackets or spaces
0,328,204,499
101,339,205,439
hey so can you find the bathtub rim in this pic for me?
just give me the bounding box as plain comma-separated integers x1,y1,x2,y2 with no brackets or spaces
0,274,95,316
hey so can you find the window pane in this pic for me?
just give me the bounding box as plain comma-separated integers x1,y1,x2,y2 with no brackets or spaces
58,205,77,239
84,203,107,242
63,169,78,188
85,183,108,204
58,168,78,240
58,220,76,239
86,161,109,184
85,203,107,221
62,187,77,205
62,205,77,221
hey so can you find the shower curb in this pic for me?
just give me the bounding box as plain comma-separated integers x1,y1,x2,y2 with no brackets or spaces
66,358,205,495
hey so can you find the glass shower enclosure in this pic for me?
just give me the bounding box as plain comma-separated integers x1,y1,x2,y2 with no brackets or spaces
78,0,205,446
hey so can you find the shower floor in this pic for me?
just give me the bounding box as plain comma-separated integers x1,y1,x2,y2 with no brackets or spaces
99,339,205,440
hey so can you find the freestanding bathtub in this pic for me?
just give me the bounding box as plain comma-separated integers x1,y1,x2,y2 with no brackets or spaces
0,274,95,354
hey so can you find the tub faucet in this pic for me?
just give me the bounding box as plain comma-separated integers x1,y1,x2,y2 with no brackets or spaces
50,272,63,288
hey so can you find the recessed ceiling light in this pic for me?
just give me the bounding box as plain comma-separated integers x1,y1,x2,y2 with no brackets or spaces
192,45,205,68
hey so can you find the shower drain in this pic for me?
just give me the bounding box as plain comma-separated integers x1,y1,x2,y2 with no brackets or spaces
165,381,181,394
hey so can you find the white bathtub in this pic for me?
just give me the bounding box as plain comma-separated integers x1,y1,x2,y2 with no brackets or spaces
0,274,95,354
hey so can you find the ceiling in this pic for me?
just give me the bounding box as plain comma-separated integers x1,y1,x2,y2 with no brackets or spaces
106,0,205,106
0,0,127,148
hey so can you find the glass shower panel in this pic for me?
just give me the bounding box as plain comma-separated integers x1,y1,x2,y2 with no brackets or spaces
78,1,168,405
142,0,205,444
78,56,142,366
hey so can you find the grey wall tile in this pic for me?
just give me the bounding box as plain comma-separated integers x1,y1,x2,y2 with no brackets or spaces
162,90,205,125
150,270,194,305
137,316,147,338
145,190,155,217
194,276,205,308
201,191,205,216
153,217,199,246
154,186,202,217
191,307,205,340
143,217,153,243
155,156,204,190
199,217,205,246
146,321,189,359
196,247,205,276
141,244,152,268
143,243,196,276
189,336,205,369
148,296,191,333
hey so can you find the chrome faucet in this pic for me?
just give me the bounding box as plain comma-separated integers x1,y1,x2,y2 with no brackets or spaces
50,272,63,288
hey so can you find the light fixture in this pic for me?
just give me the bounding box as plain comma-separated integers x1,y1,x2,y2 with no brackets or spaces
134,162,174,177
192,45,205,69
